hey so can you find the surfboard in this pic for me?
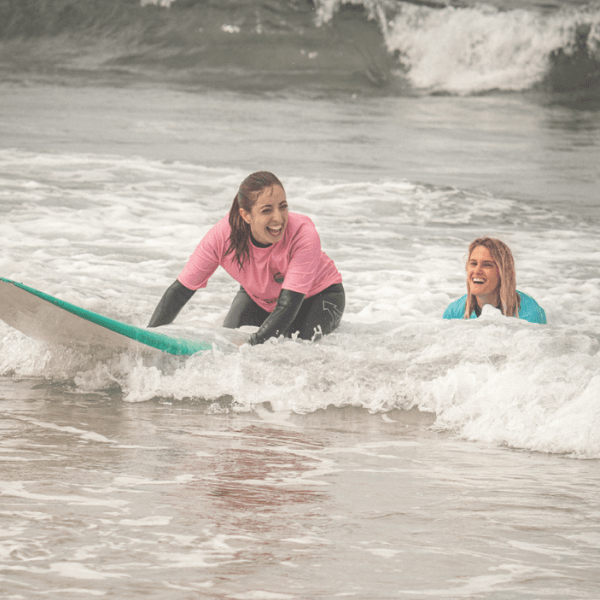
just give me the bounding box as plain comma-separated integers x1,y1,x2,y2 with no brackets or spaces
0,277,214,356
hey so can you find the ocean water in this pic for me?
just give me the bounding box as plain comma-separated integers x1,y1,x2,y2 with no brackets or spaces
1,0,600,598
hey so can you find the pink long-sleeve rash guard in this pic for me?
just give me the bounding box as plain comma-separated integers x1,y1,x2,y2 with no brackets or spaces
177,213,342,312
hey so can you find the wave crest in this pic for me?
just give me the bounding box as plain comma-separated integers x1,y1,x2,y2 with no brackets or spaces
0,0,598,97
385,2,600,94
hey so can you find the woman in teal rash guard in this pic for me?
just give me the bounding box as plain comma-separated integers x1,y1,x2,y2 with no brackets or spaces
443,237,546,324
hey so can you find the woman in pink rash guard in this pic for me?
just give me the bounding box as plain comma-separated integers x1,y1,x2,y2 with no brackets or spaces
148,171,345,345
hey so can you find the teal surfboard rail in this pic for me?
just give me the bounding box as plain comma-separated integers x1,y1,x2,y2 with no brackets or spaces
0,277,212,356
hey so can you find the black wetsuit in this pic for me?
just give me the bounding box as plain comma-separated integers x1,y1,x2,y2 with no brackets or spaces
148,234,345,345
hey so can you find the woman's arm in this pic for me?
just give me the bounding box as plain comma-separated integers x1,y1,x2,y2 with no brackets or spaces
249,288,305,345
148,280,196,327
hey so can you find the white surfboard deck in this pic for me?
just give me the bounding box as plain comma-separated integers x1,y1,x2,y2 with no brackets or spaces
0,277,242,356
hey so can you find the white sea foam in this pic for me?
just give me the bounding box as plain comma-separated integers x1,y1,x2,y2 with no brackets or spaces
49,562,126,580
384,3,600,94
0,482,129,508
119,516,172,526
13,417,116,444
1,149,599,458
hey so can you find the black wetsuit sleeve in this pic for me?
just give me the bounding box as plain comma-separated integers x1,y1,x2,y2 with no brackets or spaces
249,289,305,346
147,280,196,327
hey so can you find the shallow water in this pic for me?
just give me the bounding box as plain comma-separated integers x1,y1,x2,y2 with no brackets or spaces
1,0,600,597
2,379,600,599
2,84,599,214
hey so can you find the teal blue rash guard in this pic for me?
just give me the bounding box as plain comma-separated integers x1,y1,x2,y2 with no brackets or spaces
443,291,547,324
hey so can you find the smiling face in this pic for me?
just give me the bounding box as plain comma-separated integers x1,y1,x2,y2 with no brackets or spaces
467,245,501,307
240,185,288,245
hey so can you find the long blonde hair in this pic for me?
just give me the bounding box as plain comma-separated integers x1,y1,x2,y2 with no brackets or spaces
464,237,520,319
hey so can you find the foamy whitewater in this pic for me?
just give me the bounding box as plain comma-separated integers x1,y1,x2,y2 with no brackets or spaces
1,0,600,598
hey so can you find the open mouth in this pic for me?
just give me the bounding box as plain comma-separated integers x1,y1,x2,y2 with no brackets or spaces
267,226,283,237
472,278,486,284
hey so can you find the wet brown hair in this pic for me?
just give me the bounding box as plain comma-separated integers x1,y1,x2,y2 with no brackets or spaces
226,171,284,269
464,237,521,318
